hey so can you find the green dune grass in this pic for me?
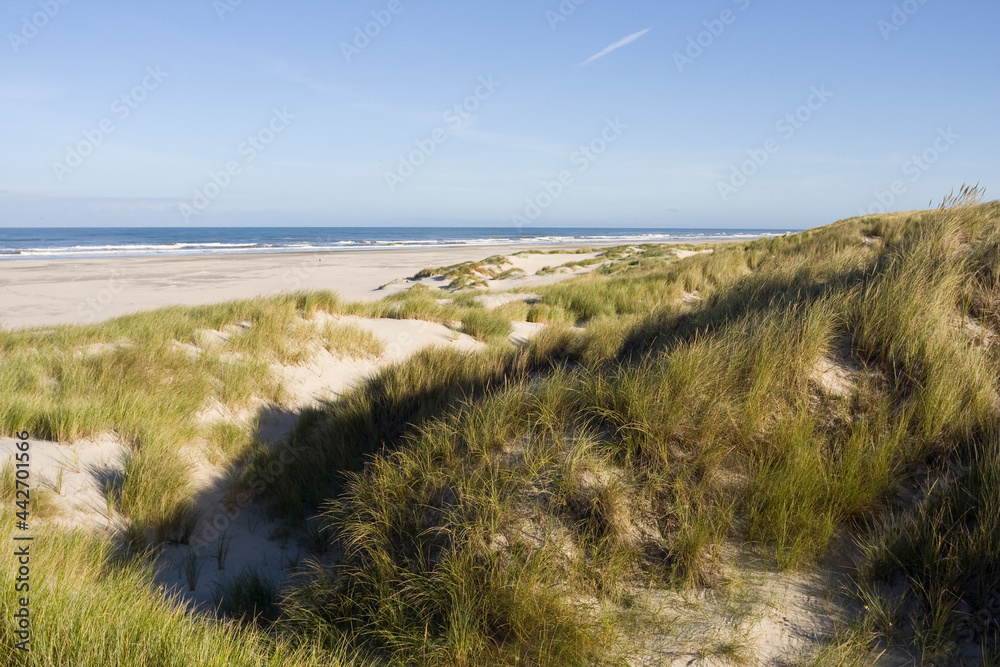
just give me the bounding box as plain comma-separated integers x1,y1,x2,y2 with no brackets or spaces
0,292,382,532
4,191,1000,665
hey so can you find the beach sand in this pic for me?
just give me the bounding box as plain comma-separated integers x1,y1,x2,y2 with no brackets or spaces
0,243,609,329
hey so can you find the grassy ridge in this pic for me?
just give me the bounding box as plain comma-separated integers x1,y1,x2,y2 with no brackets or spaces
0,292,382,531
258,196,1000,664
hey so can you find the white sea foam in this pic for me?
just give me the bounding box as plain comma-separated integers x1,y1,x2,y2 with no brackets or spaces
0,230,790,260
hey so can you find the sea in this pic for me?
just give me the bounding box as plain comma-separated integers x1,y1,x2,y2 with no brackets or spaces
0,227,795,260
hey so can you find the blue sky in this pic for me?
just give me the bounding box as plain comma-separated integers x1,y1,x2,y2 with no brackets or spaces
0,0,996,228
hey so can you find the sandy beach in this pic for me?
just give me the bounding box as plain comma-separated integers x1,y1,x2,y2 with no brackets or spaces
0,243,611,329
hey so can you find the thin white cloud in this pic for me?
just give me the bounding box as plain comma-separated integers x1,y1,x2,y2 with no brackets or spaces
451,127,569,154
243,52,353,97
0,82,62,102
577,28,651,67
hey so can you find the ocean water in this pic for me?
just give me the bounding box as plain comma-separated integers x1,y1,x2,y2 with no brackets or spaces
0,227,794,260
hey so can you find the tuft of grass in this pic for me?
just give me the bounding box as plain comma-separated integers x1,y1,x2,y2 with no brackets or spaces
205,419,258,466
213,564,281,624
155,502,202,546
1,460,57,519
491,300,530,322
527,302,576,325
183,551,203,592
494,267,526,280
319,322,385,358
460,309,513,342
216,531,233,570
372,283,447,321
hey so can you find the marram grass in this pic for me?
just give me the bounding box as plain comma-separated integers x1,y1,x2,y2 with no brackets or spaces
256,197,1000,664
0,510,361,666
5,195,1000,665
